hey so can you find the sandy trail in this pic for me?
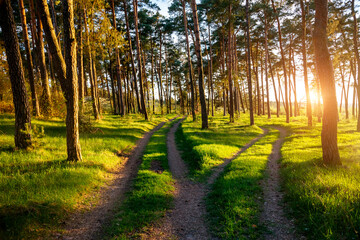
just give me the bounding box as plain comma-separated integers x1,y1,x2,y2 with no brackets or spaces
260,126,299,240
59,119,174,240
144,122,268,240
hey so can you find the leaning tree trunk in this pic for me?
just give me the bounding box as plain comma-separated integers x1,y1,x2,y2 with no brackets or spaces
0,0,32,149
133,0,148,120
190,0,208,129
18,0,40,117
181,0,196,121
314,0,341,165
36,0,82,161
246,0,254,125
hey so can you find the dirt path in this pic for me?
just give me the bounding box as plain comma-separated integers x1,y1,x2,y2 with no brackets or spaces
59,119,175,240
259,126,299,240
145,123,268,240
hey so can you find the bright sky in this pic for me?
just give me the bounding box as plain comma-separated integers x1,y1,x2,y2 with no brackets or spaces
153,0,171,16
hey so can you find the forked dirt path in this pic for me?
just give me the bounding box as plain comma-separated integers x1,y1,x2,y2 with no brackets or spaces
260,126,299,240
144,122,268,240
59,118,176,240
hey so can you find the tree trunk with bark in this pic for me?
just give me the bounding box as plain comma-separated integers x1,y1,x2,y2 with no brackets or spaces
77,8,85,111
246,0,254,125
314,0,341,165
0,0,32,149
83,8,99,119
133,0,148,120
190,0,208,129
228,4,234,122
35,6,52,116
123,0,141,113
36,0,82,161
19,0,40,117
264,6,271,119
271,0,289,123
63,0,82,161
351,0,360,131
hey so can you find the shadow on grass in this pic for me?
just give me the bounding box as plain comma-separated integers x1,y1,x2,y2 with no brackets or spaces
0,159,114,175
0,167,100,239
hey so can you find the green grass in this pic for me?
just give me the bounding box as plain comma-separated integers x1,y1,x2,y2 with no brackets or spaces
0,113,173,239
176,115,263,181
277,116,360,240
106,118,178,239
206,128,278,239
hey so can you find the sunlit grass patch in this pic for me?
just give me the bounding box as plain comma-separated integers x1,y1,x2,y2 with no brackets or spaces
176,114,263,181
279,116,360,240
207,128,278,239
0,113,172,239
106,119,177,239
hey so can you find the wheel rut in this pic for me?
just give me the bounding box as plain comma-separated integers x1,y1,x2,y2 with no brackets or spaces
144,121,268,240
58,118,176,240
260,126,299,240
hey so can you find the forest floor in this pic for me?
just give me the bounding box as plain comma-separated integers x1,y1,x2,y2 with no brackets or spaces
1,113,360,240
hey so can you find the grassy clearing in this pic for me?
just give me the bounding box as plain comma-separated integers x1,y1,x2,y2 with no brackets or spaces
206,128,278,239
176,115,263,181
275,116,360,240
0,113,173,239
106,119,178,239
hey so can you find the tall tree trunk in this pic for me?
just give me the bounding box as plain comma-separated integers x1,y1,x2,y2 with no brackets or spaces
84,8,99,119
271,0,289,123
133,0,148,120
314,0,341,165
190,0,208,129
288,38,293,117
228,4,234,122
246,0,254,125
19,0,40,117
351,0,360,131
63,0,82,161
111,0,124,116
151,39,155,113
291,47,298,116
123,0,141,113
35,7,52,116
109,51,118,114
158,30,164,115
36,0,82,161
77,8,84,112
264,6,271,119
208,17,214,116
0,0,32,148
